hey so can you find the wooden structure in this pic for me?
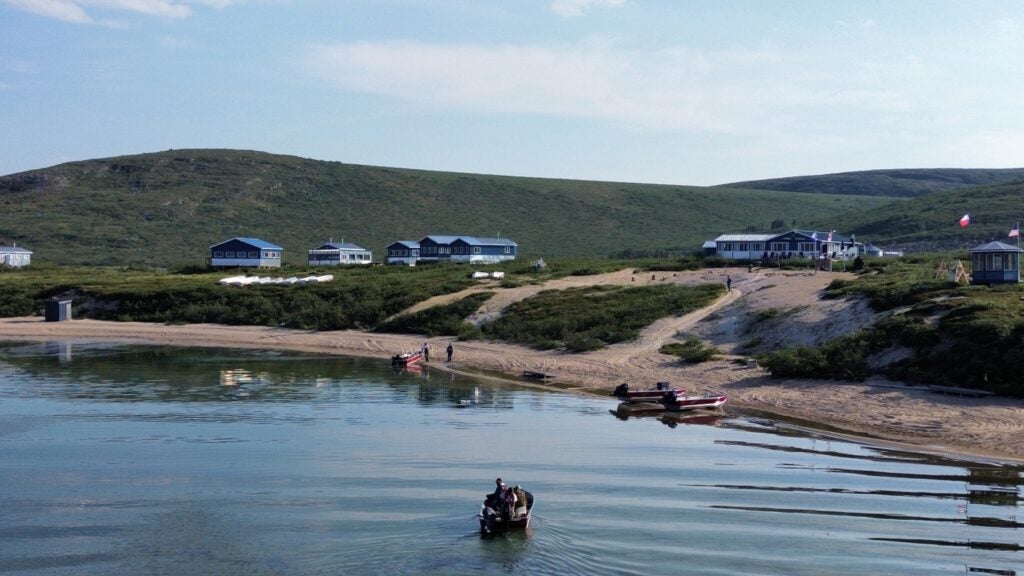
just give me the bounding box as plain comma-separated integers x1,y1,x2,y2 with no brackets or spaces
0,244,32,268
308,241,372,266
210,237,283,268
44,299,72,322
969,241,1021,285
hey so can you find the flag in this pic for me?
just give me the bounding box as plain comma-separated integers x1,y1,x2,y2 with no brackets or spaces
1011,223,1020,238
959,213,971,228
827,230,834,242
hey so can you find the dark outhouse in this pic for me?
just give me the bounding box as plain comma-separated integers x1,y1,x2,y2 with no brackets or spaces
44,299,72,322
969,241,1022,285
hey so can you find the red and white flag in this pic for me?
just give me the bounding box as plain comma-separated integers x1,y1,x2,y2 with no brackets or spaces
959,213,971,228
1010,223,1020,238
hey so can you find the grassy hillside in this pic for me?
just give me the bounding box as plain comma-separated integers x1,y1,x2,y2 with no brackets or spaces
0,149,888,267
832,180,1024,252
722,168,1024,198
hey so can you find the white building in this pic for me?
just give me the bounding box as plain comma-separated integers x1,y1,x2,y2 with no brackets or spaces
0,245,32,267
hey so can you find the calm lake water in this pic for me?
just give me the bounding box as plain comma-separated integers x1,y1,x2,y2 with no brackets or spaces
0,342,1021,575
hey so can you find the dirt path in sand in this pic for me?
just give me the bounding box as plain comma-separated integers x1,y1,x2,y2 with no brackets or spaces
2,267,1024,463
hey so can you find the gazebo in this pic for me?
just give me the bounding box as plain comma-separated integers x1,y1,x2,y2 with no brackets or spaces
969,241,1022,285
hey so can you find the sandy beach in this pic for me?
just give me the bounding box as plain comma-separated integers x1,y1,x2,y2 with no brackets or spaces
3,267,1024,464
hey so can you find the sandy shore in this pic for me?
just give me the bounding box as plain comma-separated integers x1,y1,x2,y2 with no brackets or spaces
3,267,1024,464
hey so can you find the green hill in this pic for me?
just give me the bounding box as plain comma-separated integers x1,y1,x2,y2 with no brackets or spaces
721,168,1024,198
0,149,889,267
834,180,1024,251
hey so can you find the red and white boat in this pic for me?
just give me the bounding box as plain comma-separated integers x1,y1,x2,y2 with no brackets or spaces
664,392,727,412
611,382,686,401
391,351,424,367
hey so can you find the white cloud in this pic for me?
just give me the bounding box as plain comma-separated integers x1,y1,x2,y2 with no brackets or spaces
4,0,242,22
301,34,1024,175
549,0,624,18
6,0,93,23
304,40,816,134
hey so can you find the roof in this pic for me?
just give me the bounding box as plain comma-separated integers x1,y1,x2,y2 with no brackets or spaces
0,245,32,254
210,237,283,250
316,242,367,251
798,229,856,243
970,241,1023,253
420,235,463,244
459,236,517,246
388,240,420,249
713,234,775,242
702,240,717,248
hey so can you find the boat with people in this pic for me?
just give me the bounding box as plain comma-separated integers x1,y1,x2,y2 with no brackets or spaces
478,479,534,536
611,381,686,401
390,351,423,367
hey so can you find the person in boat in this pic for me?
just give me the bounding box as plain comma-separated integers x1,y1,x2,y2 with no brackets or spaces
512,485,528,518
481,478,507,533
502,483,517,520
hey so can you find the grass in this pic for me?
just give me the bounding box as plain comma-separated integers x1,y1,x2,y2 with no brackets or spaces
0,149,890,267
374,292,493,337
0,263,477,330
760,253,1024,396
481,283,724,351
659,338,720,363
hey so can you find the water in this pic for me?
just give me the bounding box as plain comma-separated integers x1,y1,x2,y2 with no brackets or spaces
0,342,1021,575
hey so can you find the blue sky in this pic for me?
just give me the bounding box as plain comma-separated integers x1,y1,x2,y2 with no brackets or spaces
2,0,1023,185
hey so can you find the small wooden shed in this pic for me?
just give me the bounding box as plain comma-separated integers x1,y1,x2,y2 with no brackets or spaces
969,241,1022,285
45,299,72,322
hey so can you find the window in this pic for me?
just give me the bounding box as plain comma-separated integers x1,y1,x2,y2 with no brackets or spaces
798,242,815,253
504,246,511,254
770,242,787,252
225,251,236,258
473,247,481,254
249,251,258,258
213,251,223,258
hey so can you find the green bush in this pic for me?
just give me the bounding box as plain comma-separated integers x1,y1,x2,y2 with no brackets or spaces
374,292,493,336
483,283,723,351
659,338,720,363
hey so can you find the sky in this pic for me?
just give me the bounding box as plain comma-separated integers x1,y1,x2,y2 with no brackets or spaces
2,0,1023,186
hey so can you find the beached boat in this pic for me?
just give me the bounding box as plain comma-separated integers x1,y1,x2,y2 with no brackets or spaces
666,391,727,411
479,490,534,535
611,382,686,401
615,391,727,415
390,351,424,366
522,370,552,380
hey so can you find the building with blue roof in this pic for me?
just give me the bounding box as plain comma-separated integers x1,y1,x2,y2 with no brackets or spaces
386,240,420,266
210,237,283,268
709,229,863,262
308,240,372,266
386,235,518,265
970,241,1021,285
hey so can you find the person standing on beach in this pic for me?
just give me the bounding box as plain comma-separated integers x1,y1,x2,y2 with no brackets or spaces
446,343,453,362
422,342,430,362
726,275,732,291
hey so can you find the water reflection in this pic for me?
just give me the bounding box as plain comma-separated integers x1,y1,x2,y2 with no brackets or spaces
0,342,520,410
2,341,1023,576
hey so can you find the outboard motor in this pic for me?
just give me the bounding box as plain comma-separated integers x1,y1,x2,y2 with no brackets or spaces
612,383,629,397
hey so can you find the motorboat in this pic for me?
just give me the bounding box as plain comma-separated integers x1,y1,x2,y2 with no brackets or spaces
479,489,534,536
611,381,686,401
615,391,727,415
390,351,424,366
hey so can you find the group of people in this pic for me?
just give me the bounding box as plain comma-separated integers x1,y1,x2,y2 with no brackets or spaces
419,342,455,362
480,477,528,533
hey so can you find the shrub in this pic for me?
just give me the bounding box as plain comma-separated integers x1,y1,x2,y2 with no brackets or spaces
660,338,720,363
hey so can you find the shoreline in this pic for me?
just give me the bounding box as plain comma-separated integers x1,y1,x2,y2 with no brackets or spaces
2,316,1023,466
